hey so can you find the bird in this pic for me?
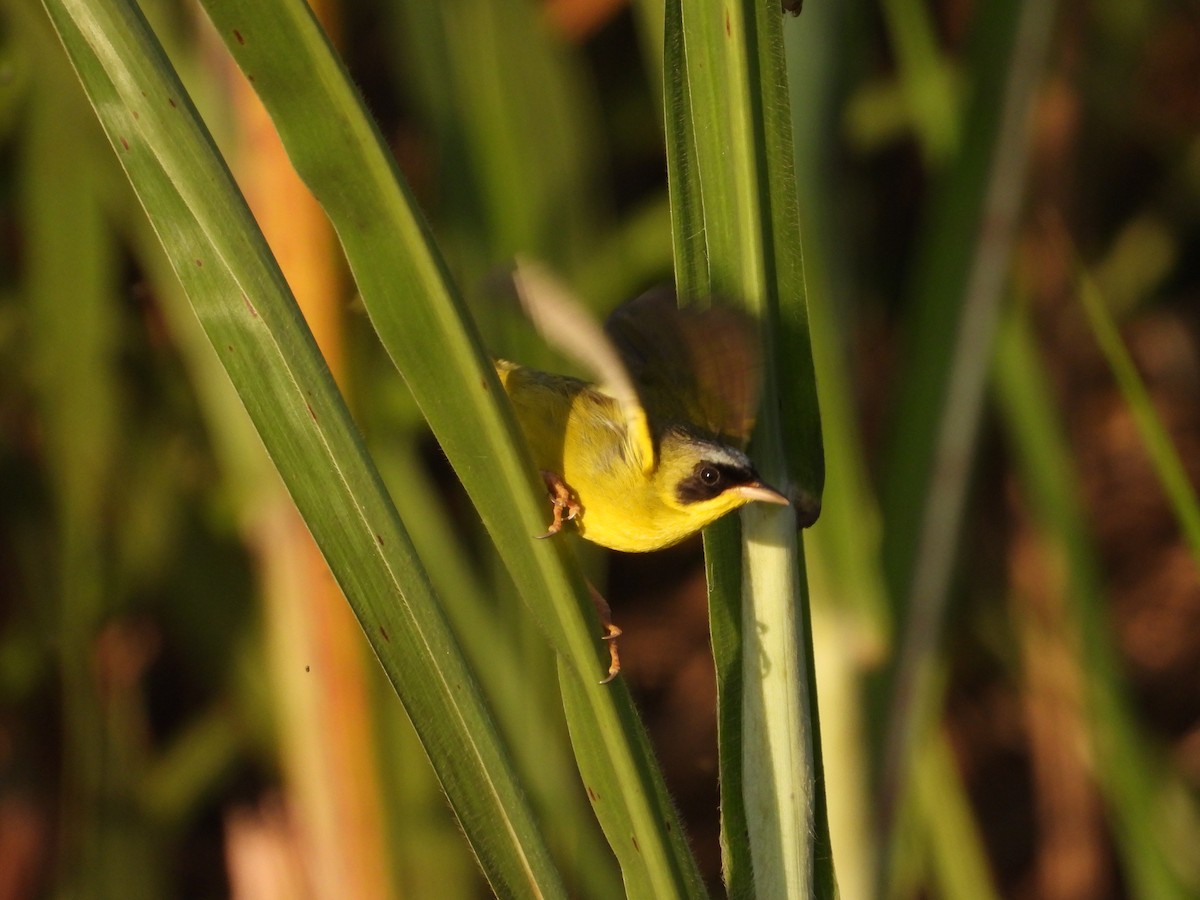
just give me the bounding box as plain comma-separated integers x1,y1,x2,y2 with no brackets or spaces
497,263,791,681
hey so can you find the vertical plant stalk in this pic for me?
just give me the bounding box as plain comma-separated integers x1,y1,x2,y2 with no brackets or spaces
738,509,818,897
666,0,828,895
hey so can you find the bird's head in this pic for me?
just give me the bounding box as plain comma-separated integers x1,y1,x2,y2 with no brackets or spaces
654,427,789,530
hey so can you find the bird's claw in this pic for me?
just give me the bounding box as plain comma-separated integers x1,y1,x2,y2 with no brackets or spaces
598,622,622,684
532,480,622,682
535,471,582,539
589,586,623,684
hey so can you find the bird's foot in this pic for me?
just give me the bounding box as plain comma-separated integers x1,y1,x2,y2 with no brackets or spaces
534,471,582,539
531,475,618,681
589,583,622,684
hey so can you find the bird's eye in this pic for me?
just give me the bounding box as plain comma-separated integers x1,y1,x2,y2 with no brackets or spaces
700,466,721,486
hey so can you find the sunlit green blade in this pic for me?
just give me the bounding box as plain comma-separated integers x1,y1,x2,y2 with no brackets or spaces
375,436,622,900
40,1,565,895
663,3,749,893
192,0,703,893
665,1,756,858
558,663,709,898
377,2,629,890
914,730,1001,900
665,0,829,896
664,0,708,300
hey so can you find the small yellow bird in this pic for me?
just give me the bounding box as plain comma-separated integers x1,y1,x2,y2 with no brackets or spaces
499,263,790,679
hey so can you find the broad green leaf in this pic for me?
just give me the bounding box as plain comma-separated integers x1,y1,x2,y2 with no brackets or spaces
192,0,704,894
375,1,627,889
41,0,565,894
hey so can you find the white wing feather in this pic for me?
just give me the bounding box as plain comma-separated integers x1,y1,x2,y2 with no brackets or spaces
512,258,655,473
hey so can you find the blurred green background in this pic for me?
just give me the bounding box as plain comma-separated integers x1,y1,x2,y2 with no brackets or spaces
2,0,1199,897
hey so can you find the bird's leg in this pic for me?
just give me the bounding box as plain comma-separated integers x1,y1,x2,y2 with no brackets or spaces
530,474,619,681
588,583,622,684
534,470,582,539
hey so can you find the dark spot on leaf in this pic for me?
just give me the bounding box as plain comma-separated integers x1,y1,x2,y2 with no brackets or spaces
132,110,139,119
586,785,598,803
194,259,203,267
233,29,244,45
248,74,255,83
375,533,384,547
665,820,673,833
168,97,176,108
305,665,310,673
242,294,258,317
226,345,234,352
380,626,390,642
631,835,640,853
305,402,316,421
481,378,489,392
119,136,129,151
725,10,730,34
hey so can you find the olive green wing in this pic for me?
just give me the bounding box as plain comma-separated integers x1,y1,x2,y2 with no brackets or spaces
511,260,656,474
603,289,762,449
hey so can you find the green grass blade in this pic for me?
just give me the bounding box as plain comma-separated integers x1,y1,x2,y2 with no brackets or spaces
993,308,1194,898
879,0,1042,607
914,731,1002,900
389,0,601,273
664,10,750,889
369,1,627,883
879,0,960,165
21,24,134,892
666,0,829,895
558,663,708,899
1075,263,1200,565
40,1,566,894
876,0,1058,857
375,435,623,900
194,1,703,893
664,0,708,299
785,5,891,894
